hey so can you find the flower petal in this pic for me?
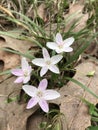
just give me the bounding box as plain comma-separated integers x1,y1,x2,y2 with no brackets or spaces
32,58,45,67
38,79,48,90
64,37,74,47
23,76,30,83
64,47,73,52
44,90,60,100
55,33,63,45
51,55,63,64
28,66,32,74
22,85,37,97
21,57,29,70
42,48,50,60
39,100,49,113
40,66,48,77
27,97,38,109
55,48,64,53
46,42,58,50
14,77,23,83
49,65,60,74
11,69,23,76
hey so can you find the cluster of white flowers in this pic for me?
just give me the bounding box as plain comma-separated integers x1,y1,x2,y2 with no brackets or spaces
11,33,74,113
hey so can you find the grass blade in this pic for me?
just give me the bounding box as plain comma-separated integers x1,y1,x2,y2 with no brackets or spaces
66,77,98,99
0,48,34,59
0,70,11,75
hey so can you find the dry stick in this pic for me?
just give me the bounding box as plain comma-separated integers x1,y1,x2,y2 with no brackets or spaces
0,5,14,18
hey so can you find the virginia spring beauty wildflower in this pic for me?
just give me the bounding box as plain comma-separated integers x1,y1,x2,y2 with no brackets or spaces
22,79,60,113
11,57,32,83
32,48,63,77
11,33,74,113
46,33,74,53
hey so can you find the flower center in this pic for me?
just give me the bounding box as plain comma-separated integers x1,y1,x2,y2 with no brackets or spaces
58,44,63,49
24,70,29,77
37,91,43,98
46,60,51,65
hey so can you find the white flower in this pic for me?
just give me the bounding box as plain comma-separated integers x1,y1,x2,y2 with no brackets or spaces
32,48,63,77
22,79,60,113
46,33,74,53
11,57,32,83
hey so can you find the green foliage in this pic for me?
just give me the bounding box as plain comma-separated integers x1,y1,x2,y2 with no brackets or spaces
38,122,47,129
0,0,36,15
85,0,98,34
86,71,95,77
7,96,18,103
0,0,98,91
0,47,34,59
38,110,65,130
0,70,11,75
86,126,98,130
0,0,98,92
0,0,98,129
81,99,98,129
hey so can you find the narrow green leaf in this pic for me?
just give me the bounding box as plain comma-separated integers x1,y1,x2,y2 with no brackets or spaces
39,122,47,129
7,97,17,103
53,123,61,130
10,10,47,37
0,70,11,75
0,31,19,38
91,116,98,122
86,126,98,130
0,48,34,59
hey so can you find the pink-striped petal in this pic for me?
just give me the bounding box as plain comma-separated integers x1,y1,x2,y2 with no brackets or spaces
23,76,30,83
11,69,23,76
42,48,50,60
49,65,60,74
21,57,29,70
44,90,60,100
64,47,73,52
51,55,63,64
14,77,23,83
46,42,58,50
22,85,37,97
38,79,48,90
32,58,45,67
64,37,74,47
28,66,32,74
27,97,38,109
39,100,49,113
40,66,48,77
55,33,63,45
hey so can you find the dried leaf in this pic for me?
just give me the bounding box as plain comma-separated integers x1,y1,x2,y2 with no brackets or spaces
64,2,88,32
0,77,38,130
0,35,35,82
37,3,47,21
59,61,98,130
